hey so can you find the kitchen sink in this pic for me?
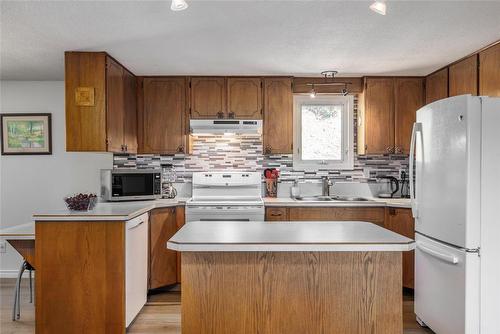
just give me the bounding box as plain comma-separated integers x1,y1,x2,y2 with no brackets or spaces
330,195,370,202
294,196,333,201
293,195,370,202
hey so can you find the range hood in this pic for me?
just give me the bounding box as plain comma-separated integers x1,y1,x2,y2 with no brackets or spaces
190,119,262,134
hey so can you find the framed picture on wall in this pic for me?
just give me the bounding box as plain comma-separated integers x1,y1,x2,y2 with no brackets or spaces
1,113,52,155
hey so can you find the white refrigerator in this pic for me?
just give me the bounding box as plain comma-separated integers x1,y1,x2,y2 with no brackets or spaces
410,95,500,334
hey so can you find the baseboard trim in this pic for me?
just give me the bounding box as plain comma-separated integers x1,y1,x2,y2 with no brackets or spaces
0,270,34,279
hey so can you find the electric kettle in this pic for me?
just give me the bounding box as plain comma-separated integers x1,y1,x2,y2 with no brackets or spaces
377,176,399,198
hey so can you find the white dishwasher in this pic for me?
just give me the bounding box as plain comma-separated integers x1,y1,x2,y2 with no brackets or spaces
125,213,149,327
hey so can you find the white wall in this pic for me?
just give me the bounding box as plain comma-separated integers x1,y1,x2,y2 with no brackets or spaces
0,81,113,276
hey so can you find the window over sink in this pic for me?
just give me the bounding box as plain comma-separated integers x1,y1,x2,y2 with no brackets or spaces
293,95,354,170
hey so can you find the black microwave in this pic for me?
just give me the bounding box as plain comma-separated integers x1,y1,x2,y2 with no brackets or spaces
100,169,161,201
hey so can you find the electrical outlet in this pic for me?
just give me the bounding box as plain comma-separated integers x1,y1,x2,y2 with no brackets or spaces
0,241,6,253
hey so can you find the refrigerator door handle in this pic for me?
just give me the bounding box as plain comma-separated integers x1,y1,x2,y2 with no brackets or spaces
410,122,422,218
417,242,459,264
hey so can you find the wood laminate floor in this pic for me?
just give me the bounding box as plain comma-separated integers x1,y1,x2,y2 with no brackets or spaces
0,278,433,334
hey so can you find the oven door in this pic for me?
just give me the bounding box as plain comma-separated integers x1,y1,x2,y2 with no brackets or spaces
186,205,264,223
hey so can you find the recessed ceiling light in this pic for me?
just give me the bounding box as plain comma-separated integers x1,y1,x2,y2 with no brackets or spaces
370,1,386,15
171,0,188,11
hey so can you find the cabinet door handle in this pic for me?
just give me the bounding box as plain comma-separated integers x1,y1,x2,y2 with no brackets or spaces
228,112,235,119
270,212,282,216
177,146,184,153
217,111,224,119
265,145,272,154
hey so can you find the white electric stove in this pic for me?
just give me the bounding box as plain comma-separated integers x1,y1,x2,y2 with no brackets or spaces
185,172,264,223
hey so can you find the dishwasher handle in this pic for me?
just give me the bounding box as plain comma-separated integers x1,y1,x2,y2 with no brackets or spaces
127,220,145,230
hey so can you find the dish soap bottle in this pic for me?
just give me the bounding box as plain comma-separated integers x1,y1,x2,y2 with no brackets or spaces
290,179,300,199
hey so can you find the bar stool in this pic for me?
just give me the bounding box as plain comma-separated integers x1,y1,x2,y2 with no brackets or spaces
12,260,34,321
5,239,35,321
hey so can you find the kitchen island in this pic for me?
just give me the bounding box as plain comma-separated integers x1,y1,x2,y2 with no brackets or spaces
168,221,414,334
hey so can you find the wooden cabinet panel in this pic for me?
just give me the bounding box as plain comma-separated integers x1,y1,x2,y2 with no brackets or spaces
263,78,293,154
35,221,125,333
140,77,187,154
265,207,289,221
292,77,363,94
288,207,385,225
394,78,424,154
106,57,125,153
176,206,185,283
449,55,478,97
227,77,262,119
384,208,415,289
123,70,138,153
479,43,500,97
65,52,107,151
65,52,137,153
190,77,226,119
149,207,178,289
425,68,448,104
364,78,395,154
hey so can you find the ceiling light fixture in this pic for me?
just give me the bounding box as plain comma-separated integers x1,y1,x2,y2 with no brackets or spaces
306,71,352,97
171,0,188,11
309,84,317,98
370,1,386,15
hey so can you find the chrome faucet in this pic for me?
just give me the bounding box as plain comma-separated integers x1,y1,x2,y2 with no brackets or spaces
321,176,333,197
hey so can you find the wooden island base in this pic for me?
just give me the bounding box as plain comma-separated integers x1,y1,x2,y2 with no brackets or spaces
181,251,402,334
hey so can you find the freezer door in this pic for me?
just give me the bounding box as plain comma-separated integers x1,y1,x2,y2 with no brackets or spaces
414,95,481,249
415,233,479,334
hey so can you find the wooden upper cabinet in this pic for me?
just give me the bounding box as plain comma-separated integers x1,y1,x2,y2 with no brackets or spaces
140,77,187,154
425,68,448,104
363,78,395,154
106,58,125,153
149,207,178,289
65,52,107,151
65,52,137,153
227,77,262,119
190,77,226,119
449,55,478,97
479,43,500,97
123,70,138,153
263,78,293,154
394,78,424,154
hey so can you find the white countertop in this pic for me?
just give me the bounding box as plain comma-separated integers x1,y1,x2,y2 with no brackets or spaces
167,221,415,252
263,197,411,208
0,222,35,239
33,198,188,221
32,196,410,222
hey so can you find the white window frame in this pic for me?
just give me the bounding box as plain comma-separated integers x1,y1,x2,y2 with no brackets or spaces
293,94,354,170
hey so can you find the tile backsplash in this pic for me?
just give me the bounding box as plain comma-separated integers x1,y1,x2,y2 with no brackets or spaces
113,96,408,183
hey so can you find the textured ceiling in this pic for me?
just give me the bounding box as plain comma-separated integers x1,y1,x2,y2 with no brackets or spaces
1,0,500,80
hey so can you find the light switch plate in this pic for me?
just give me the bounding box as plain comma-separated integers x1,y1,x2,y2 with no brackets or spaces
0,241,6,253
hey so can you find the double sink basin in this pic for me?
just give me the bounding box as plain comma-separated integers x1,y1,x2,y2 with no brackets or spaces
294,195,370,202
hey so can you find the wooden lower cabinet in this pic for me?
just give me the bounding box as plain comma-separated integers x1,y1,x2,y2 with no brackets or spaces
149,206,183,289
265,206,415,289
384,208,415,289
265,207,289,221
36,221,127,333
288,207,385,226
